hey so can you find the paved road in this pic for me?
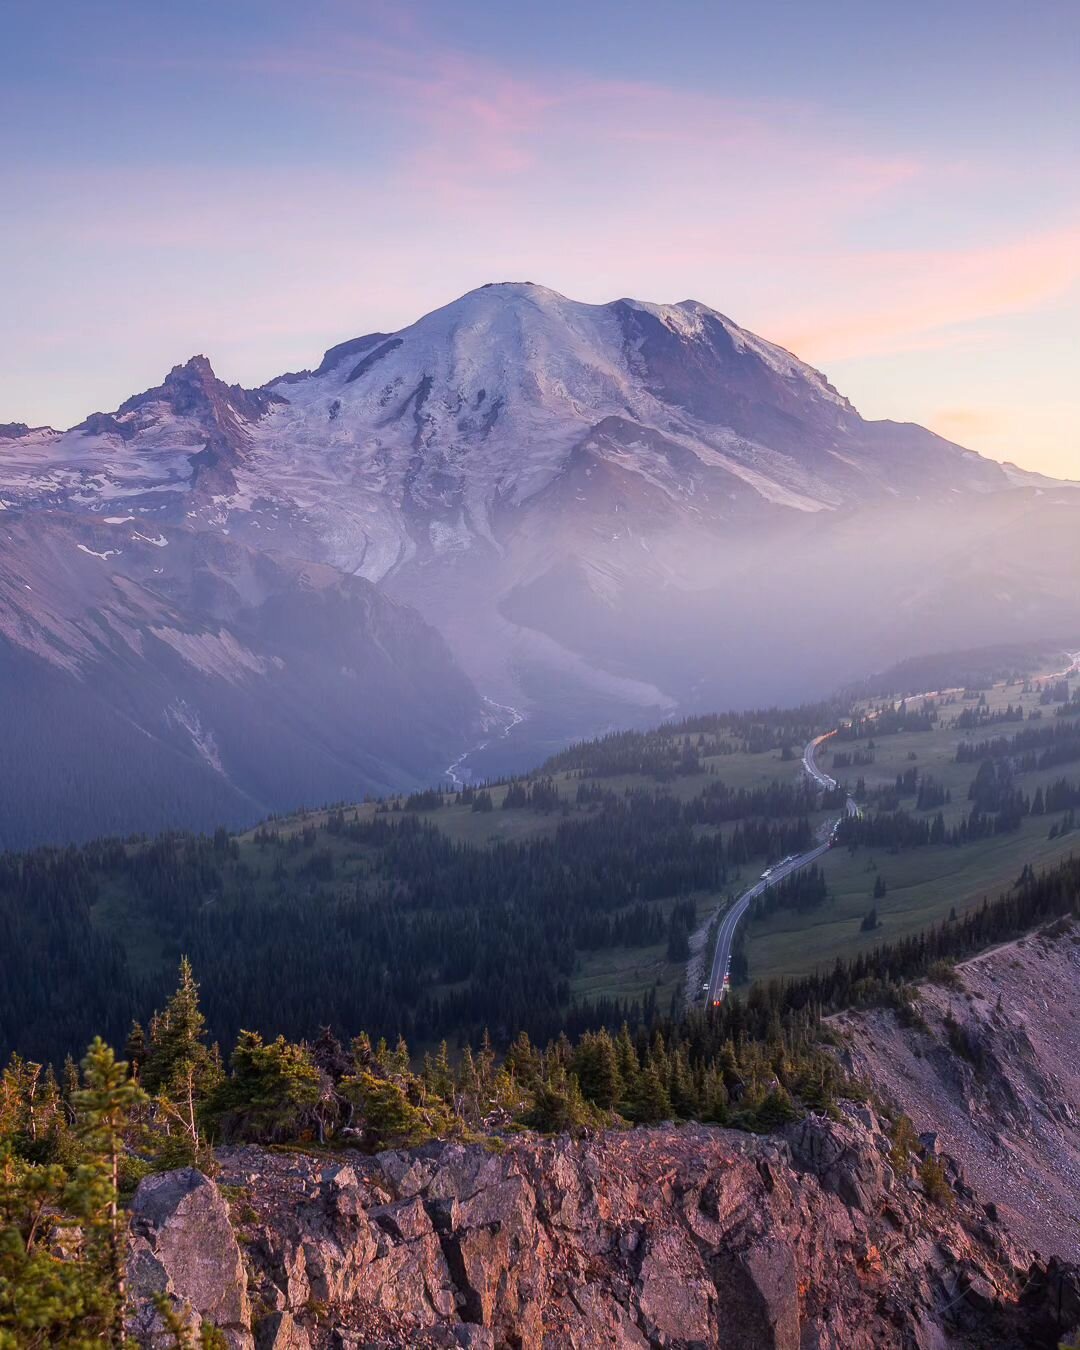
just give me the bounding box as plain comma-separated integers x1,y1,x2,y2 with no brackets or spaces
704,732,856,1006
803,731,838,789
704,836,832,1005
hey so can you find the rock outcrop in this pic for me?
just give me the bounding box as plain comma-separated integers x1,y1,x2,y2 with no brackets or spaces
126,1108,1079,1349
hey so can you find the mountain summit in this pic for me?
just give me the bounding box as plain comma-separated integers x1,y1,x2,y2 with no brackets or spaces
249,281,1010,579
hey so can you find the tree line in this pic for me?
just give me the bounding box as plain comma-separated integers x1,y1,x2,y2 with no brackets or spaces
956,720,1080,770
0,781,816,1067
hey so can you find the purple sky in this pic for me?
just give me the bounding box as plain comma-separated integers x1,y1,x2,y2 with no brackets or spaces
3,0,1078,476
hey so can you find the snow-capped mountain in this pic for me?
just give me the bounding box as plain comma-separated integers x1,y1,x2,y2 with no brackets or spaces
2,282,1078,837
1,283,1016,571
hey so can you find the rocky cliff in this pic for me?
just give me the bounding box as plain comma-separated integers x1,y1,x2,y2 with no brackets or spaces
125,1106,1079,1350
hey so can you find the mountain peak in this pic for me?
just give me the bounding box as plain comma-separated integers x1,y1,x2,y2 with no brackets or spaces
169,353,217,382
115,354,286,429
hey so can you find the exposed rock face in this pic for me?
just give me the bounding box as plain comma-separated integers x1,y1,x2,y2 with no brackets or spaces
832,918,1080,1262
128,1167,253,1349
126,1111,1078,1349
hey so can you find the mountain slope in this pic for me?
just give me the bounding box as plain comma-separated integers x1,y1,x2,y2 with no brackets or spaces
834,918,1080,1263
0,508,483,848
233,282,1014,581
1,282,1019,572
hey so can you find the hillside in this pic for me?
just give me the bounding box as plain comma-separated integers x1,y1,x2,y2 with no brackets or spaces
0,704,833,1065
0,509,485,849
4,731,1080,1346
7,653,1080,1068
743,656,1080,983
834,918,1080,1262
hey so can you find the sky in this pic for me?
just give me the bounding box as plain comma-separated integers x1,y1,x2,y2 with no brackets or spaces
2,0,1078,477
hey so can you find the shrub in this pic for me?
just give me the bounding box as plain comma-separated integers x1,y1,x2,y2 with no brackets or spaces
920,1156,953,1207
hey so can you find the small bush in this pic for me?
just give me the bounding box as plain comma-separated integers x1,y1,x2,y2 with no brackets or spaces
920,1156,953,1208
926,960,962,989
889,1114,919,1172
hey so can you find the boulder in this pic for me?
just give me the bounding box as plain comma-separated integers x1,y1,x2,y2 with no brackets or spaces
128,1167,253,1350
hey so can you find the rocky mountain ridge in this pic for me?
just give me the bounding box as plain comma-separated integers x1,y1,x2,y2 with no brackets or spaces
125,1109,1079,1350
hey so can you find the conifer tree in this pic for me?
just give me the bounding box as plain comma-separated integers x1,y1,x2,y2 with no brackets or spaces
630,1062,672,1124
70,1037,147,1347
210,1032,320,1143
141,960,220,1167
572,1030,622,1110
141,959,216,1098
614,1023,640,1101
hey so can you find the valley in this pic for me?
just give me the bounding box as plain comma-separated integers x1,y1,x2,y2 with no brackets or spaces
4,643,1079,1082
745,660,1080,982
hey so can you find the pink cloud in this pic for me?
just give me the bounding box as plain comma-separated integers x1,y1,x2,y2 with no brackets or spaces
771,226,1080,362
6,3,1078,464
930,407,999,438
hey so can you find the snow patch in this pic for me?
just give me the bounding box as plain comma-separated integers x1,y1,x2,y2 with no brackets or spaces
165,699,225,774
151,626,273,682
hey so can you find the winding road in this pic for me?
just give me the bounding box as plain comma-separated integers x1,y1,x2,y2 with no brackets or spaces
704,731,857,1006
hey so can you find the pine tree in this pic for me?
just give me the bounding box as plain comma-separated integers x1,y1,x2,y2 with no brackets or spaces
141,958,214,1096
667,1047,698,1119
70,1037,148,1347
751,1084,798,1132
140,960,220,1167
504,1032,540,1088
455,1046,483,1120
429,1042,454,1102
571,1030,622,1110
477,1030,496,1092
614,1023,640,1101
630,1062,672,1124
343,1071,427,1149
526,1070,593,1135
210,1032,321,1143
122,1023,146,1081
